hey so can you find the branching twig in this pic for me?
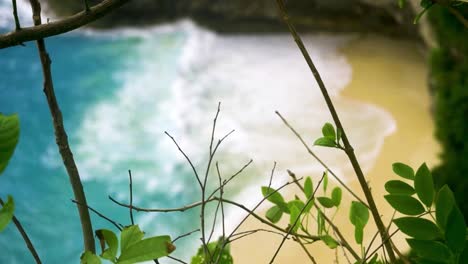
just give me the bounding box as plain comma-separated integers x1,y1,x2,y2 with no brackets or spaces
0,0,133,49
275,1,396,261
71,200,123,231
0,198,42,264
293,236,317,264
28,0,95,253
172,229,200,244
128,170,134,225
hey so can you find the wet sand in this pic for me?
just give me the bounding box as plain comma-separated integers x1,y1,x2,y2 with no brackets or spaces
231,35,440,263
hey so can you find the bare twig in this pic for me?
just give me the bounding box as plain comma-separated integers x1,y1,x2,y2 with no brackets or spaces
28,0,95,253
166,256,188,264
216,163,226,241
128,170,134,225
294,236,317,264
11,0,21,30
0,0,133,49
0,198,41,264
207,159,253,200
71,200,123,231
275,1,396,261
172,229,200,244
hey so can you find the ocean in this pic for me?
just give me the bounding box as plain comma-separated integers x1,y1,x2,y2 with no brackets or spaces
0,1,396,263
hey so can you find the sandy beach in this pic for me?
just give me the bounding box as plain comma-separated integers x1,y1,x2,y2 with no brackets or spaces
231,35,440,263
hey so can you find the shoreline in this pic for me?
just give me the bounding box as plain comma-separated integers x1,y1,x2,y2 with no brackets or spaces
231,35,440,263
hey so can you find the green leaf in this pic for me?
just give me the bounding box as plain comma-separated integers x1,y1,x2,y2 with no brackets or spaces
320,235,338,249
317,210,325,235
384,180,415,195
304,177,313,199
266,205,283,224
96,229,119,261
460,242,468,264
384,195,425,215
0,196,14,232
420,0,432,8
80,251,102,264
392,162,415,180
393,217,441,240
336,128,342,144
435,185,455,230
118,235,173,264
445,206,466,253
289,206,301,233
331,187,342,207
398,0,406,8
407,239,450,262
0,113,20,175
121,225,145,253
317,197,335,208
323,171,329,193
349,201,369,228
354,226,364,244
261,186,285,205
191,238,232,264
414,163,434,207
314,137,336,148
322,123,336,140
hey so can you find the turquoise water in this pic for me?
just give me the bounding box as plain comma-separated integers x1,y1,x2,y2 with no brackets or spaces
0,2,398,263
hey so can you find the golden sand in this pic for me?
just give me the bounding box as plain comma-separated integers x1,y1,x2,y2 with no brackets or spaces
231,35,440,263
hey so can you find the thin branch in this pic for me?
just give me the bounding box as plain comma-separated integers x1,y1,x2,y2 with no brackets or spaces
84,0,91,12
172,229,200,244
28,0,95,253
276,112,367,208
128,170,134,225
294,236,317,264
207,159,253,200
0,198,42,264
0,0,133,49
11,0,21,30
71,200,123,231
274,1,396,261
166,256,188,264
216,163,226,241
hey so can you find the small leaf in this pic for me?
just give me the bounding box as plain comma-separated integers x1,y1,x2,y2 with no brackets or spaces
118,235,173,264
0,113,20,175
323,171,329,193
80,251,102,264
407,239,450,262
392,162,414,180
393,217,441,240
320,235,338,249
385,180,415,195
349,201,369,228
331,187,342,207
314,137,336,148
414,163,434,207
0,195,14,232
96,229,118,261
384,195,425,215
266,205,283,224
317,210,325,235
354,226,364,244
336,127,342,143
261,186,285,205
322,123,336,140
121,225,145,253
304,177,313,199
445,206,466,253
435,185,455,230
317,197,335,208
289,206,301,233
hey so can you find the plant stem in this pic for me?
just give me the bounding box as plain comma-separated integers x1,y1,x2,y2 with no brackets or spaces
28,0,95,253
275,0,396,262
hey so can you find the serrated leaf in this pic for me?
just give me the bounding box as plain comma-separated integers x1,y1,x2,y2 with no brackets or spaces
0,114,20,175
331,187,342,207
261,186,284,205
314,137,336,147
320,235,338,249
384,195,425,215
266,205,283,224
445,206,466,253
435,185,455,230
392,162,414,180
317,197,335,208
350,201,369,228
118,235,173,264
393,217,441,240
414,163,434,207
80,251,101,264
385,180,415,195
304,177,313,199
121,225,145,253
407,239,450,262
96,229,118,261
322,123,336,140
0,195,14,232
